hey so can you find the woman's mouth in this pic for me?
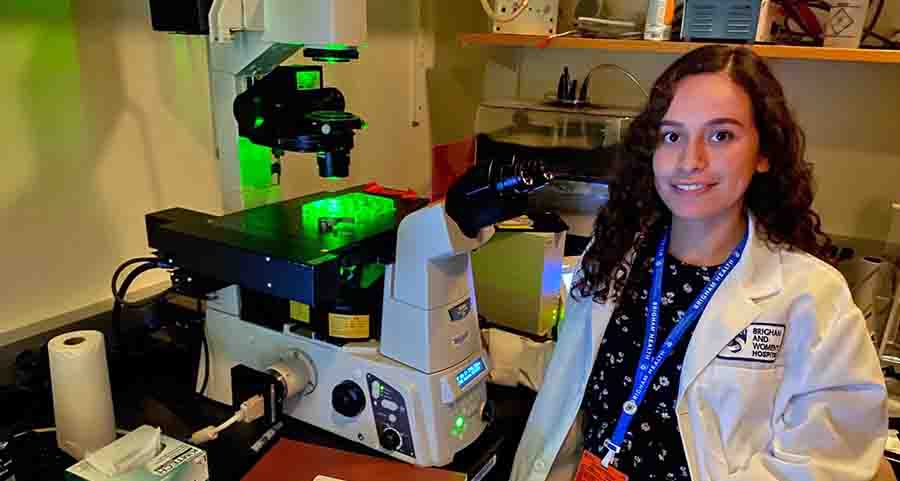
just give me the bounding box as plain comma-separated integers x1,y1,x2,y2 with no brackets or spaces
672,182,714,193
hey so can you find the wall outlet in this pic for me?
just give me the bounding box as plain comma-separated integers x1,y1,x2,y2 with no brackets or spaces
492,0,560,35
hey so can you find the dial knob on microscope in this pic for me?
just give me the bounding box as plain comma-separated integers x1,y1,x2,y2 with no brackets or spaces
381,427,402,451
332,380,366,417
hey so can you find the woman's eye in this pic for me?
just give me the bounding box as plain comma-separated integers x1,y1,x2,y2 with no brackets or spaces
661,131,680,144
710,130,734,143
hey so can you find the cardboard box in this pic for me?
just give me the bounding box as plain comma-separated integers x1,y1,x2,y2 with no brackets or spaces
472,230,566,337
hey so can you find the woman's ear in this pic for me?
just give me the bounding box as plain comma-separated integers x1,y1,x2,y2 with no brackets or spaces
756,155,770,173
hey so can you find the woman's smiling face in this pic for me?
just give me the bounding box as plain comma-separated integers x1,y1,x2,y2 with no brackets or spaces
653,72,770,226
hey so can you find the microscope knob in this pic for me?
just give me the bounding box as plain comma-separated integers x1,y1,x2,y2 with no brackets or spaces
381,427,402,451
332,380,366,417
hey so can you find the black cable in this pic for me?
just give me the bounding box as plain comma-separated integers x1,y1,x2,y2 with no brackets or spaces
868,31,899,48
865,0,884,36
200,331,210,396
112,262,160,350
111,257,158,279
773,0,830,44
861,0,897,47
196,297,209,396
111,257,171,308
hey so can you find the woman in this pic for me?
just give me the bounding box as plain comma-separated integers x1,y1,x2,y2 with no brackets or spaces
495,45,888,481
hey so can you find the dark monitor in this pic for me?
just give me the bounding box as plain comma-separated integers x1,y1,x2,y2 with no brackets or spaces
148,0,214,35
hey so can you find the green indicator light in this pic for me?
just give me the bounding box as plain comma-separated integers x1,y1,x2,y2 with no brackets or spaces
455,417,465,428
324,43,349,50
296,70,321,90
254,116,265,128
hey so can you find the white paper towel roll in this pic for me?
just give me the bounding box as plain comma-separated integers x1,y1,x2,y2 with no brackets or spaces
49,330,116,460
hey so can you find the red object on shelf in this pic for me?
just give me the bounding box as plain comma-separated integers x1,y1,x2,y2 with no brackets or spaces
431,137,476,201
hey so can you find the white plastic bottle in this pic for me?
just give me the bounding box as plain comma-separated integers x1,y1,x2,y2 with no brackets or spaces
644,0,675,41
823,0,871,48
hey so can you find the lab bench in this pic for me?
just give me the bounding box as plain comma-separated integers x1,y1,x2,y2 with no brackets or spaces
0,307,535,481
5,304,898,480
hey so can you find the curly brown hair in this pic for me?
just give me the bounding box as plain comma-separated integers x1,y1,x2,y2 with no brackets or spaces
575,45,831,303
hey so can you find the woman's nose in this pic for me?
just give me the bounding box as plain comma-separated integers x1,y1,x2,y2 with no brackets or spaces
678,136,708,172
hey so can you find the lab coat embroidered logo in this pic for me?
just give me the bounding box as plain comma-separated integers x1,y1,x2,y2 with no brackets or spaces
717,323,785,363
726,329,747,353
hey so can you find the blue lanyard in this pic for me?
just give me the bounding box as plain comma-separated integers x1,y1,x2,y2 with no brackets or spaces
600,224,748,467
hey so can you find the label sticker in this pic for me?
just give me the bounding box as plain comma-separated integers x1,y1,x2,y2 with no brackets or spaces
717,323,785,363
290,301,311,323
449,298,472,321
328,313,370,339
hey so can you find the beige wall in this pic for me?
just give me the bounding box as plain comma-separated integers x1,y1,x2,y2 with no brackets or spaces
483,48,900,241
0,1,489,345
1,1,221,343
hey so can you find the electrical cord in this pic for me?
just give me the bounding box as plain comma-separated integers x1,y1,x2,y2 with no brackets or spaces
862,0,898,48
199,309,210,397
774,0,896,48
194,297,210,397
190,395,265,445
479,0,529,23
111,257,171,308
868,31,898,47
110,257,173,352
112,262,160,348
775,0,830,44
864,0,884,38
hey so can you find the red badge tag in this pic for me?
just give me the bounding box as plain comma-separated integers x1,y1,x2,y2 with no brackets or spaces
574,449,629,481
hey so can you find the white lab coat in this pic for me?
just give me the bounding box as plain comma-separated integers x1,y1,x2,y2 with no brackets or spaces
504,215,888,481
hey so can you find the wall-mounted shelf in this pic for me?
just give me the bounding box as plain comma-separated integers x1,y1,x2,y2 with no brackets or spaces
459,33,900,64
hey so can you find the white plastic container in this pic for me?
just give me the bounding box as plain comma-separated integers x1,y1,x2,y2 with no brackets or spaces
644,0,675,40
824,0,871,48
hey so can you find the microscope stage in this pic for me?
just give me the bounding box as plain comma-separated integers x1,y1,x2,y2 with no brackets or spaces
146,187,425,306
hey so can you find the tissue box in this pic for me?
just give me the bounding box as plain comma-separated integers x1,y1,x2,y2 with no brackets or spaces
65,434,208,481
472,230,566,337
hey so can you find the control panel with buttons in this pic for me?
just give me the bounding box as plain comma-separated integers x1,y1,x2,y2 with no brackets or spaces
449,385,487,440
367,374,415,458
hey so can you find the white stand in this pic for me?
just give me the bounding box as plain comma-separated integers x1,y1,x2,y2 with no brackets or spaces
380,203,493,374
